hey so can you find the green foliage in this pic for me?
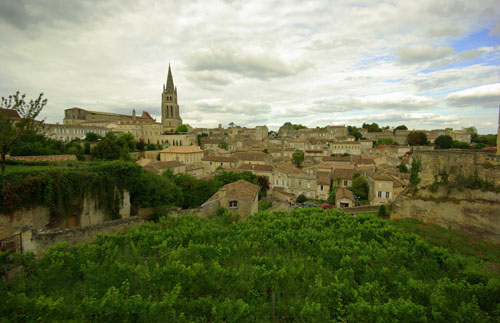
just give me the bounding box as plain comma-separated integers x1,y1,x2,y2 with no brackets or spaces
407,131,428,146
262,148,268,154
410,157,422,187
85,132,101,142
283,122,307,130
218,141,229,150
471,133,496,146
362,122,382,132
2,210,499,321
296,193,307,203
351,175,368,201
175,124,188,133
394,125,408,131
91,132,137,161
347,126,363,140
197,133,208,146
0,91,47,173
258,201,272,211
435,135,453,149
375,137,399,146
327,186,338,205
377,204,387,217
452,141,470,149
397,163,408,173
292,150,304,168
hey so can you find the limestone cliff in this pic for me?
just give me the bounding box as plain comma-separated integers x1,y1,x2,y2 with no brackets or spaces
391,185,500,244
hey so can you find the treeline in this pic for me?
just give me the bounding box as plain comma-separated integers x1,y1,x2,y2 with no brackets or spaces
10,132,162,160
1,209,498,321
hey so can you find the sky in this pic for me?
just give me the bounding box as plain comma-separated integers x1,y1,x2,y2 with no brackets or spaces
0,0,499,134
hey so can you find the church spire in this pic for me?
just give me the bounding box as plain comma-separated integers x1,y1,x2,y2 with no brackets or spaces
166,63,175,92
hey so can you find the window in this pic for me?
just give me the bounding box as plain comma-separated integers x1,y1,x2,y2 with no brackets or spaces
229,200,238,208
299,181,301,187
385,192,390,198
344,180,348,186
320,185,323,191
275,179,278,185
378,183,382,188
220,162,223,166
282,180,285,186
307,183,310,189
377,191,382,198
386,183,390,189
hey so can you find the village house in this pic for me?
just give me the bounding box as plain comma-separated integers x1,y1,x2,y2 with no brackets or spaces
329,141,362,155
159,145,204,165
367,172,404,205
273,163,316,199
316,171,331,200
201,155,238,174
201,180,259,219
237,164,274,184
232,152,271,166
335,187,355,208
185,164,204,177
331,168,357,188
142,160,185,175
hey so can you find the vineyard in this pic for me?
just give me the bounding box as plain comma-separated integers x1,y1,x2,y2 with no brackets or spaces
1,209,499,322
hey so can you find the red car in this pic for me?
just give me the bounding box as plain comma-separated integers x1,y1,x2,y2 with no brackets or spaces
321,203,336,209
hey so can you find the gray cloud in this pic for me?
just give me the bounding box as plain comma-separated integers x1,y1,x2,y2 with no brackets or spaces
446,83,500,108
185,47,309,80
426,25,460,37
396,45,455,64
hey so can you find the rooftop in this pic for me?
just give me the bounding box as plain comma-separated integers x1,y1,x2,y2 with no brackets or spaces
161,146,203,153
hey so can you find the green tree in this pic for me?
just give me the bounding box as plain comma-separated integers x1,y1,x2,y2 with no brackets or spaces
397,163,409,173
0,91,47,173
362,122,382,132
218,141,229,150
292,150,305,168
435,135,453,149
407,131,428,146
262,148,268,154
85,132,101,142
394,125,408,131
296,193,307,203
452,141,470,149
377,204,387,217
351,175,369,201
410,156,422,187
175,124,188,133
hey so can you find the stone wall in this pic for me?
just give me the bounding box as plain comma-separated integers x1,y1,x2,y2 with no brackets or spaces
0,191,130,251
7,155,77,162
415,150,500,187
31,216,144,252
391,186,500,244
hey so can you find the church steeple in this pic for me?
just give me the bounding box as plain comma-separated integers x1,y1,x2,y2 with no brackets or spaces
166,64,175,92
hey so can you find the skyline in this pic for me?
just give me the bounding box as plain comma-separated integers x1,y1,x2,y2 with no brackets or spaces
0,0,499,133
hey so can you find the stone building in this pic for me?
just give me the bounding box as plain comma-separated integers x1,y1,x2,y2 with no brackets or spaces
201,180,259,219
367,173,396,205
273,163,316,199
161,64,182,132
159,146,204,164
335,187,355,208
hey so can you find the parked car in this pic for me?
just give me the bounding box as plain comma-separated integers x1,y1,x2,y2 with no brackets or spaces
302,201,319,208
321,203,336,209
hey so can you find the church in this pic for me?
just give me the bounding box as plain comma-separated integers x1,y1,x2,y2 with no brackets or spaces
45,65,193,146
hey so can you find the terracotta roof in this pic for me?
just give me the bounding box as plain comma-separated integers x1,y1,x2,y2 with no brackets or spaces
332,168,357,180
305,150,324,153
322,156,351,162
202,155,238,162
232,152,267,161
272,187,295,197
369,172,395,181
203,180,259,205
0,108,21,120
186,164,203,171
154,161,184,169
275,163,307,175
336,187,354,200
316,171,331,185
161,146,203,153
238,163,273,172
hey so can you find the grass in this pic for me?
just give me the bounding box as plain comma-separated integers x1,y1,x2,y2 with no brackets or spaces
1,164,69,174
389,218,500,272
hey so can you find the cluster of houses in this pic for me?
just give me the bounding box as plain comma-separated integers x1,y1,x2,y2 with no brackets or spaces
137,123,451,217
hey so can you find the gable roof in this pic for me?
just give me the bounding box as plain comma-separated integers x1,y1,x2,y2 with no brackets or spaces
238,163,273,172
0,108,21,120
332,168,357,180
336,187,354,200
161,146,203,153
275,163,307,175
202,180,259,206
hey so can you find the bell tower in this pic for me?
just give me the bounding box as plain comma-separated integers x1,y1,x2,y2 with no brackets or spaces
161,64,182,132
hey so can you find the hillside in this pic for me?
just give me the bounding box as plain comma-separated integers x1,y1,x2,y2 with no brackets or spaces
1,209,499,322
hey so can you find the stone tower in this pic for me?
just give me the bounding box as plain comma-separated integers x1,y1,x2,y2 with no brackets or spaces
497,104,500,155
161,64,182,132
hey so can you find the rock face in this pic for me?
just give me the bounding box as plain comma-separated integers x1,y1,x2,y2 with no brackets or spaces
391,186,500,244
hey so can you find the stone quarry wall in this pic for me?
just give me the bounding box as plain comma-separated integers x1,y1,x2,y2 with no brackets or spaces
0,191,130,251
415,150,500,187
391,185,500,244
31,216,143,252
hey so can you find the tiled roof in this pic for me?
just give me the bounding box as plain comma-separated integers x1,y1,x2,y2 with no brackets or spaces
202,155,238,162
336,187,354,200
203,180,259,205
369,172,395,181
332,168,357,180
186,164,203,171
322,156,351,162
161,146,203,153
154,161,184,169
316,171,331,185
232,152,267,161
0,108,21,120
275,163,307,175
238,163,273,172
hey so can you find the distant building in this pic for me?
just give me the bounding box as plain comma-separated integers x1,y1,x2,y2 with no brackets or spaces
201,180,259,219
159,146,204,165
335,187,355,208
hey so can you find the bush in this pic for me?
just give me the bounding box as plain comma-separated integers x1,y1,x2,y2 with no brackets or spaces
377,204,387,217
452,141,470,149
297,193,307,203
435,135,453,149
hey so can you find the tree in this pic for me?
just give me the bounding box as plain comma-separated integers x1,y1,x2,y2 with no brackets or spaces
362,122,382,132
0,91,47,173
351,175,369,201
292,150,305,168
407,131,428,146
410,156,422,187
136,139,146,151
397,163,408,173
85,132,101,142
262,148,268,154
377,204,387,217
175,124,188,133
452,141,470,149
394,125,408,131
296,193,307,203
376,138,398,146
327,186,338,205
435,135,453,149
218,141,228,150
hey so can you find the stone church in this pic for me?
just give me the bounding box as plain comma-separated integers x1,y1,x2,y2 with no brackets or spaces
161,64,183,132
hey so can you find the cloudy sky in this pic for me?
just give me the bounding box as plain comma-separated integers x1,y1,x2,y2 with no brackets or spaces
0,0,499,133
